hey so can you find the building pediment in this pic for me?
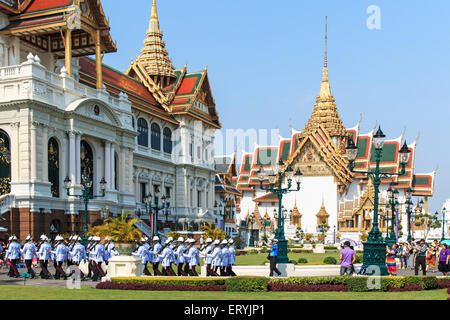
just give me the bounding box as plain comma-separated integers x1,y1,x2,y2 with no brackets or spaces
66,98,122,127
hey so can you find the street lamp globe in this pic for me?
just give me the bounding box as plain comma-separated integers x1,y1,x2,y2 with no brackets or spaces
64,176,71,190
373,126,386,150
285,164,294,181
99,177,107,191
393,189,399,202
399,141,411,165
294,168,302,184
387,186,393,199
345,138,358,161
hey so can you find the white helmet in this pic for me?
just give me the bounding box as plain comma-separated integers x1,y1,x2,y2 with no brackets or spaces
88,236,93,241
94,236,101,241
11,235,18,241
55,235,63,241
167,237,174,242
140,237,146,242
177,237,184,242
40,234,46,241
221,240,228,245
164,239,171,245
213,239,220,245
228,239,234,244
184,239,190,243
206,238,213,243
153,236,160,241
189,239,196,243
69,235,73,241
25,235,32,241
74,236,80,241
8,236,12,241
44,236,50,241
144,236,149,241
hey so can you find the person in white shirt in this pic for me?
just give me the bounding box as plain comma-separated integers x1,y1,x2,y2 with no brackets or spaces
174,237,187,276
227,239,237,277
37,235,52,279
22,235,37,278
219,240,229,276
208,240,222,276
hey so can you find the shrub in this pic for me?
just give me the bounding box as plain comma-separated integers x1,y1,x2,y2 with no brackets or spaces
226,276,269,292
297,258,308,264
388,284,423,292
97,281,226,292
110,277,226,287
260,247,268,253
437,279,450,289
247,249,259,255
355,253,364,264
269,277,348,286
324,246,336,250
291,249,313,254
403,276,438,290
289,260,298,265
323,257,338,265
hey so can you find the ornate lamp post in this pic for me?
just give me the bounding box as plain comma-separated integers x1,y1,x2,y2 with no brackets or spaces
64,169,107,246
248,213,255,247
262,216,268,242
258,160,302,263
442,207,447,241
346,127,411,275
403,188,414,242
386,185,399,248
144,187,170,237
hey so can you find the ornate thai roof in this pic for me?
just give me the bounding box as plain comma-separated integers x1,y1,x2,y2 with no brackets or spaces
134,0,176,82
291,201,302,217
253,192,279,203
0,0,117,56
214,153,237,176
316,199,330,218
412,170,436,197
303,17,347,140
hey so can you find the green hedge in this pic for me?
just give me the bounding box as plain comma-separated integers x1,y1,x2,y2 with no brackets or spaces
111,277,226,287
297,258,308,264
225,276,269,292
269,276,348,285
344,276,438,292
323,257,338,265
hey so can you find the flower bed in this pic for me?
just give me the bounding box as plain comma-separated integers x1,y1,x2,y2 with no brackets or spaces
95,275,441,293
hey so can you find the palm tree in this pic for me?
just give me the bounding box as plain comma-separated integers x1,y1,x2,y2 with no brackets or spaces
203,224,226,240
87,210,143,242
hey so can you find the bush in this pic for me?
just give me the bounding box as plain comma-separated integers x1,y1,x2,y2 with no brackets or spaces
97,281,226,292
290,260,298,265
323,257,338,265
324,246,336,250
437,279,450,289
247,249,259,255
404,276,438,290
111,277,226,287
291,249,313,254
260,247,268,253
226,276,269,292
297,258,308,264
355,254,363,264
269,277,348,285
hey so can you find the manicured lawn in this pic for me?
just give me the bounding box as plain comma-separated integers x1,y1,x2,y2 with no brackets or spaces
234,251,341,266
0,286,446,300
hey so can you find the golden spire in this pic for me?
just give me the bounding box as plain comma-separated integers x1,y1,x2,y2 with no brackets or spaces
303,16,347,139
135,0,176,85
316,196,330,218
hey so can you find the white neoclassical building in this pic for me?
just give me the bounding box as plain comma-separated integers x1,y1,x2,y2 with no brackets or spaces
0,0,221,240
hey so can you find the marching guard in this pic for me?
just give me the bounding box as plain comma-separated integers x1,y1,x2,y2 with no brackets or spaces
174,237,187,276
133,237,151,275
5,236,21,278
201,238,216,276
91,236,106,281
151,236,163,276
70,236,87,279
219,240,229,276
22,235,37,279
183,239,200,277
158,239,176,276
37,235,52,279
209,239,222,276
53,235,68,280
227,239,236,276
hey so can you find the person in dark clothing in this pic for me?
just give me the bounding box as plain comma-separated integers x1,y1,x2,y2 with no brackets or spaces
264,239,282,277
414,239,428,276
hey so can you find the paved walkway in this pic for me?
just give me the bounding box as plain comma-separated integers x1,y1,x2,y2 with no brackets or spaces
0,266,97,288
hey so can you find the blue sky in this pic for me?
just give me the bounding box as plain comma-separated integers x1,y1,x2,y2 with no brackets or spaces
101,0,449,213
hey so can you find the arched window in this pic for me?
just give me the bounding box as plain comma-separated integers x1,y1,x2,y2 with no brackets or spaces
137,118,148,147
48,137,60,197
151,123,161,150
80,140,94,195
114,153,119,190
0,129,10,196
163,127,172,154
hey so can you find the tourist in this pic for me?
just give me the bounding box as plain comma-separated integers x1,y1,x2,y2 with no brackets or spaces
386,244,398,276
264,238,282,277
414,239,428,276
437,243,449,276
426,240,437,273
339,241,356,276
407,240,415,270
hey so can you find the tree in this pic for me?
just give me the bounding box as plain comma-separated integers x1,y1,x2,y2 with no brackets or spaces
87,210,143,242
167,231,181,240
203,225,226,240
295,228,304,241
317,219,330,244
414,211,442,240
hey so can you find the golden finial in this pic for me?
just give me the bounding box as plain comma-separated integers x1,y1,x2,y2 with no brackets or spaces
151,0,159,21
320,16,331,97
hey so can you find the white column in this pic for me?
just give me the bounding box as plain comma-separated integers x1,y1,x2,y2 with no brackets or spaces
134,169,140,203
68,131,76,184
42,125,48,181
75,133,81,184
110,144,115,190
30,122,38,180
104,141,111,190
9,122,19,182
